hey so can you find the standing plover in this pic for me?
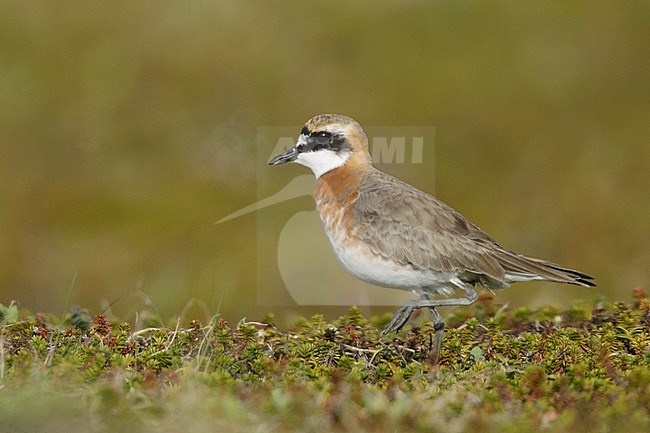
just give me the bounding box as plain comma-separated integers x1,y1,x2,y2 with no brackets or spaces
269,114,594,359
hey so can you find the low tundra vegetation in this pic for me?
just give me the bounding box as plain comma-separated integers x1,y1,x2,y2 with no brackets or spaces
0,291,649,433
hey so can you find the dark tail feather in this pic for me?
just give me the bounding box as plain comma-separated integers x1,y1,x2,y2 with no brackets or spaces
546,264,596,287
495,250,596,287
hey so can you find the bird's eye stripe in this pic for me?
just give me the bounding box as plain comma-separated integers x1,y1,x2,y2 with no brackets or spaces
298,127,334,139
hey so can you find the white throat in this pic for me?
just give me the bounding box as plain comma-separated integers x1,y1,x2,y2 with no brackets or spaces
295,149,350,178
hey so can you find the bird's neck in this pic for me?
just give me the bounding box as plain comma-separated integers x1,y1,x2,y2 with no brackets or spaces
315,159,372,209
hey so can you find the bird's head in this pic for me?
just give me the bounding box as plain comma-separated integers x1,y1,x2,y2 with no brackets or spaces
269,114,372,178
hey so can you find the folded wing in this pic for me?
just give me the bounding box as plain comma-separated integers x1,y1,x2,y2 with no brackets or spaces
353,170,594,288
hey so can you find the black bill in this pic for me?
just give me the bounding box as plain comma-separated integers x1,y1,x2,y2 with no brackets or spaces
268,147,299,165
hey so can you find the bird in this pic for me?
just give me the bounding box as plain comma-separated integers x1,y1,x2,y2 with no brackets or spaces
269,113,595,360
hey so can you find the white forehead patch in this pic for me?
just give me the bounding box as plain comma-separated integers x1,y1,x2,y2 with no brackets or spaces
296,133,308,147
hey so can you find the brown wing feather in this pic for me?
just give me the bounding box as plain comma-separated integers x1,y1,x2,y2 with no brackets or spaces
353,169,507,285
353,169,595,288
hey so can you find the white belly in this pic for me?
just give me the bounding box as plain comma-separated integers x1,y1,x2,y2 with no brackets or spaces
324,227,456,296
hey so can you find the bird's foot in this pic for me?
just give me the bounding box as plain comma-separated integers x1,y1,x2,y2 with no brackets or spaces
381,301,416,335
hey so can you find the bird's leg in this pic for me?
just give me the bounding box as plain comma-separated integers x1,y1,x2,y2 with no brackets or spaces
421,293,445,364
381,299,447,363
415,292,446,364
381,300,417,336
382,279,478,338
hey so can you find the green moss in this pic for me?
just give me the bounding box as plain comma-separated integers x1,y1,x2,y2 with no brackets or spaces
0,296,649,432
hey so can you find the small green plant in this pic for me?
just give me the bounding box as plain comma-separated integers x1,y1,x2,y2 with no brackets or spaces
0,294,649,433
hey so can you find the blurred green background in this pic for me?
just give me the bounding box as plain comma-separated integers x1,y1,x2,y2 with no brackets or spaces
1,1,648,325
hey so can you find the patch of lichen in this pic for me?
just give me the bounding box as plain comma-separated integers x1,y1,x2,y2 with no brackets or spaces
0,293,649,432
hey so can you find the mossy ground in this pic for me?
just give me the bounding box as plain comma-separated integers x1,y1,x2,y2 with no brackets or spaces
1,292,649,433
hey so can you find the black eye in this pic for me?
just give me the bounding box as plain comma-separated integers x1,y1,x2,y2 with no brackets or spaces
310,130,331,139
